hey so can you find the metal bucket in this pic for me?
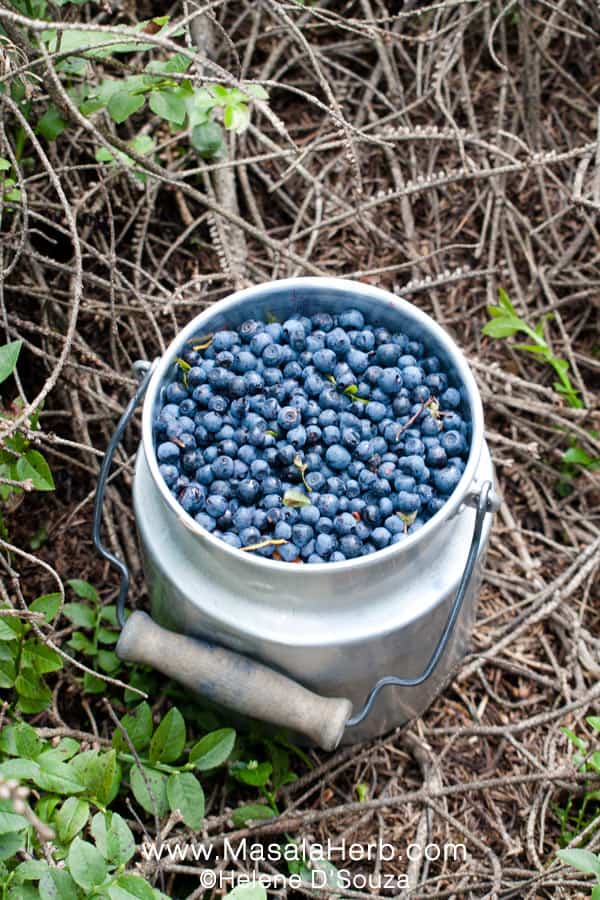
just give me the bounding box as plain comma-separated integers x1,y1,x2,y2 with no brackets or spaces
94,277,499,748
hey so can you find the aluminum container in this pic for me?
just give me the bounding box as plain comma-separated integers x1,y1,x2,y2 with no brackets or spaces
108,278,497,745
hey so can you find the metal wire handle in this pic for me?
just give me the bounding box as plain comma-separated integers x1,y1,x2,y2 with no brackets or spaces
346,480,495,728
92,361,156,628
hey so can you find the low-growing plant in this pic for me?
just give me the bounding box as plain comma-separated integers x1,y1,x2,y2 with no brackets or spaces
554,716,600,846
556,849,600,899
0,340,55,538
483,288,583,408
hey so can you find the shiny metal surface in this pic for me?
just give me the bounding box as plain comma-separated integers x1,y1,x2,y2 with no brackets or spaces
132,277,496,743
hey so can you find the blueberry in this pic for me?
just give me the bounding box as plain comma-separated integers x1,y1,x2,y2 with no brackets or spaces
278,406,301,431
292,523,314,548
311,312,334,332
432,466,462,495
182,449,203,474
385,515,404,535
221,532,242,549
213,330,238,351
404,437,425,457
300,505,320,526
378,368,403,395
317,493,339,517
283,319,306,350
440,387,461,409
366,401,387,423
240,526,261,546
325,445,351,471
233,507,254,530
275,521,292,540
237,479,261,504
371,527,391,549
326,327,351,355
346,348,370,374
211,455,234,480
395,492,421,515
426,445,447,468
157,441,180,464
159,463,179,486
340,534,362,558
322,425,341,446
376,344,400,366
402,366,423,389
166,382,188,404
334,512,356,536
330,551,347,562
195,512,216,531
288,426,307,448
313,349,337,374
440,430,466,457
262,493,281,510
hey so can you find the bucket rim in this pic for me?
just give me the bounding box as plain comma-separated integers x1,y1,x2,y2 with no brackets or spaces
141,276,485,574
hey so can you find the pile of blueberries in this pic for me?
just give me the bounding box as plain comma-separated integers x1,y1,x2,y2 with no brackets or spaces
154,307,470,563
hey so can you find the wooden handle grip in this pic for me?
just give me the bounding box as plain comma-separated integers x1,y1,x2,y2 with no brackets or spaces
116,612,352,751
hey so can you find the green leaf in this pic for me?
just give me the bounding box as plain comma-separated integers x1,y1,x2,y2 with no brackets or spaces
107,91,145,124
482,318,522,338
231,804,276,827
68,837,108,891
55,797,89,844
39,868,80,900
167,772,205,829
34,754,85,794
108,874,156,900
497,287,517,314
0,159,10,172
30,593,61,623
70,749,119,806
224,103,249,133
557,848,600,876
244,84,268,100
91,810,135,864
68,632,96,654
37,106,67,141
0,811,28,835
231,761,272,788
562,446,599,468
191,121,224,159
62,603,95,628
16,450,54,491
130,764,169,818
149,707,185,764
0,341,22,385
283,488,311,508
97,649,120,673
0,721,44,758
587,716,600,732
22,639,63,673
0,830,24,860
0,759,39,780
15,667,52,704
84,671,106,693
190,728,236,771
113,702,153,753
15,859,49,880
592,885,600,900
512,343,548,354
67,579,99,603
0,618,17,641
224,887,267,900
149,90,186,125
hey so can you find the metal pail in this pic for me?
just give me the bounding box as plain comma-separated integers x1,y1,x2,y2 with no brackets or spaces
94,277,499,749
